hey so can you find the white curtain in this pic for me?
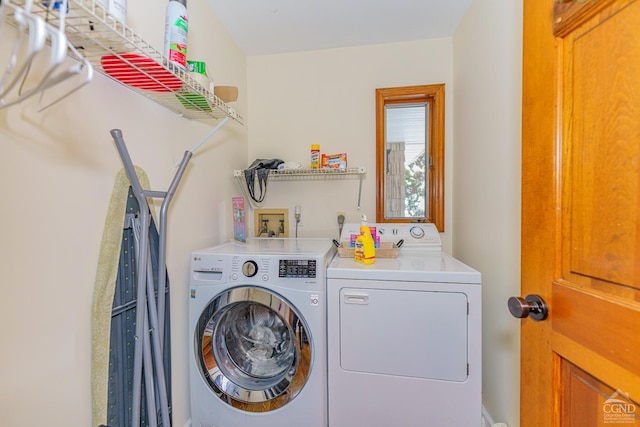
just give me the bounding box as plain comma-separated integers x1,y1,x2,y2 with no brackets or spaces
385,141,405,218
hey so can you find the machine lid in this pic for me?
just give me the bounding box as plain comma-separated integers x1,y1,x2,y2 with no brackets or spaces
327,250,481,284
194,238,336,257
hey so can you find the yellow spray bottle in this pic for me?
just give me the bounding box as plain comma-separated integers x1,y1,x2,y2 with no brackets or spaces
354,215,375,264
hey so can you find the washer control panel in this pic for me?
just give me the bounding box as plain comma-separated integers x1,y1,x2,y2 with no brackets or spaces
194,255,322,283
278,259,317,278
191,239,332,292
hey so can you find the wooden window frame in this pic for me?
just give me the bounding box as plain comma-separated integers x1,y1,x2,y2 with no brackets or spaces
375,84,445,231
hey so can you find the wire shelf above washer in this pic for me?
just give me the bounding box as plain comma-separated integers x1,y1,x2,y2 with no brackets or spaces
4,0,244,125
234,167,366,208
234,167,366,181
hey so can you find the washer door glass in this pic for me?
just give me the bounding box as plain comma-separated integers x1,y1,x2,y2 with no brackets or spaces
195,286,313,411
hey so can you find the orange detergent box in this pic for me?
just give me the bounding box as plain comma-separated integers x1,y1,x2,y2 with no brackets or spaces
321,153,347,169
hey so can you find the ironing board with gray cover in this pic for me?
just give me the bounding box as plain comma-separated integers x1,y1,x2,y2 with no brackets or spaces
104,188,172,426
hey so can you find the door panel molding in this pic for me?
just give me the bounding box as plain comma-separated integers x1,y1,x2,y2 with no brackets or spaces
553,283,640,375
552,332,640,403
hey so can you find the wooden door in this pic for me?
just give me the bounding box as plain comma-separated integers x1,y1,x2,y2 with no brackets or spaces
521,0,640,426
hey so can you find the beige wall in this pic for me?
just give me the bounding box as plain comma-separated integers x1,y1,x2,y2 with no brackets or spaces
453,0,523,425
0,1,247,425
246,39,455,250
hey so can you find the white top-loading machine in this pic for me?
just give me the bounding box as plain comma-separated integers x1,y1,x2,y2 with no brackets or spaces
327,223,482,426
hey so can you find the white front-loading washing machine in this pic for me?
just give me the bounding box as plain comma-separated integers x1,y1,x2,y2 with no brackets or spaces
327,223,482,426
189,238,335,427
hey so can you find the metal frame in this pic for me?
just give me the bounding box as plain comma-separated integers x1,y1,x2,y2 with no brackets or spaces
109,129,191,427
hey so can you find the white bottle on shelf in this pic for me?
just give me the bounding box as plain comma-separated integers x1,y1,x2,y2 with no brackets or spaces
164,0,189,69
97,0,127,24
109,0,127,23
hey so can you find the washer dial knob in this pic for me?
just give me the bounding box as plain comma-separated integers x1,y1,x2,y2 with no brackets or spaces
242,260,258,277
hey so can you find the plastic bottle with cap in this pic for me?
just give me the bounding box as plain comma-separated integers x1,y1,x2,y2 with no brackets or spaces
310,144,320,169
354,214,375,264
164,0,189,69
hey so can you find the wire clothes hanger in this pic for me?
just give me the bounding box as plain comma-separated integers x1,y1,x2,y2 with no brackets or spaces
0,0,46,100
0,0,93,110
34,37,93,111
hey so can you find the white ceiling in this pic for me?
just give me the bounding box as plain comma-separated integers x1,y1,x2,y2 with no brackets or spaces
206,0,473,56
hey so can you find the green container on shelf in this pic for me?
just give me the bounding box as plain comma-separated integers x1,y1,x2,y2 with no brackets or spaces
177,60,212,112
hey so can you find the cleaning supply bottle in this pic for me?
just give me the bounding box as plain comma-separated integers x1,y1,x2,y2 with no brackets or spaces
97,0,127,24
310,144,320,169
164,0,189,69
354,215,375,264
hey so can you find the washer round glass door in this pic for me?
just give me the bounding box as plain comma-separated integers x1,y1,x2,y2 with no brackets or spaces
195,285,313,411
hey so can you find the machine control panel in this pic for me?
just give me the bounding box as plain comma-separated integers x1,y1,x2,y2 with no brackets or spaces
279,259,317,278
341,222,442,249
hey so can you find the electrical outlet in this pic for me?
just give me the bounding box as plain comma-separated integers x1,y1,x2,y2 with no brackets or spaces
337,211,346,222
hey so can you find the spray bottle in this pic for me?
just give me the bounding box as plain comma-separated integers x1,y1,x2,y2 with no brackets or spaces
354,215,375,264
164,0,188,69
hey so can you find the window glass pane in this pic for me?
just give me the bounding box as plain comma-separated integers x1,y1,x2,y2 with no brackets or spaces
384,103,429,218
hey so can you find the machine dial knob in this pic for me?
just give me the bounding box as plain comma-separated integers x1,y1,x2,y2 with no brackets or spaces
409,226,425,239
242,260,258,277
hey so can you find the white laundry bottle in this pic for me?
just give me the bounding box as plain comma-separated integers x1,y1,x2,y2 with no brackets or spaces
164,0,189,69
97,0,127,24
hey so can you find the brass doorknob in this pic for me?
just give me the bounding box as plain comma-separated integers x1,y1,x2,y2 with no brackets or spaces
508,294,548,321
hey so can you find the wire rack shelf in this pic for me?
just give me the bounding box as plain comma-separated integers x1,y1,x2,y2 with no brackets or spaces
4,0,244,124
234,167,366,181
